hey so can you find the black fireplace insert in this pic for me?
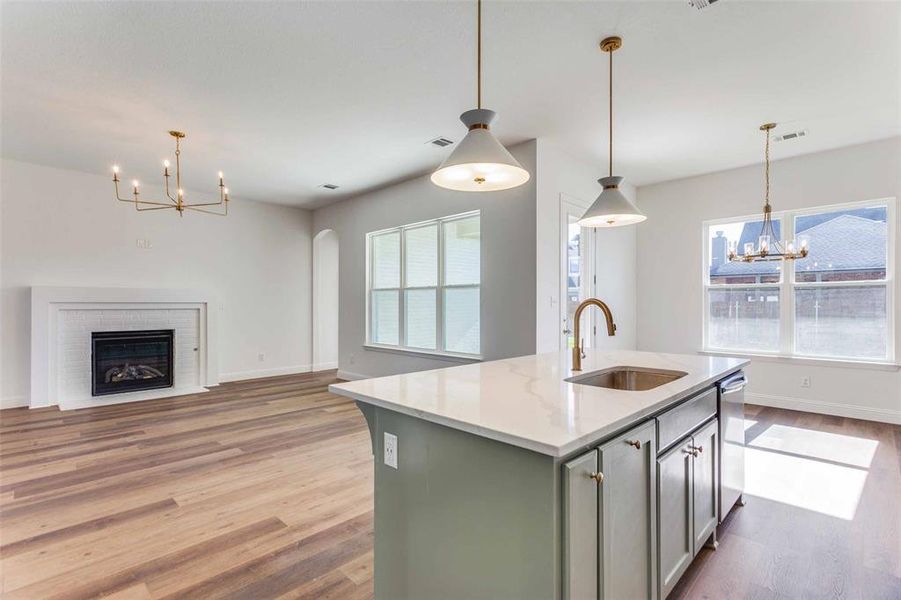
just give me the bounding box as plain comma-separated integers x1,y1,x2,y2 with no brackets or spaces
91,330,174,396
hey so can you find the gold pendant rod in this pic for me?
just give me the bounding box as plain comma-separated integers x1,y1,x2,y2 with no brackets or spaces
476,0,481,109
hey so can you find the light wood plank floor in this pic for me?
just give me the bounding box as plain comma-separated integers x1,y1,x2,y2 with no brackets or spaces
1,372,898,599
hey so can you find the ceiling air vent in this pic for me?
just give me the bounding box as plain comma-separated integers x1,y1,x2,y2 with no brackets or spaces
319,183,339,190
688,0,720,10
774,129,808,142
428,137,455,147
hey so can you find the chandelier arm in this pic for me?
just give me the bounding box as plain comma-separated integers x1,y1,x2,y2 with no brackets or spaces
182,199,225,208
163,173,178,204
135,204,176,212
183,183,226,208
184,204,228,216
126,197,181,208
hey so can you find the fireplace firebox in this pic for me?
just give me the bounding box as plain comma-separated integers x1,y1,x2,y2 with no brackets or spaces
91,330,174,396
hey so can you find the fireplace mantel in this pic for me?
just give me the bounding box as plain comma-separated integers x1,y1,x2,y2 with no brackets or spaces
30,286,219,410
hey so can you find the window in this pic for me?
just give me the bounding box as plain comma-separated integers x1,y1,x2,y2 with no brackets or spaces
704,199,895,362
367,211,480,357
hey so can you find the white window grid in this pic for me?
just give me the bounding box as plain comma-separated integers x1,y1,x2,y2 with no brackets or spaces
366,210,481,358
701,197,896,362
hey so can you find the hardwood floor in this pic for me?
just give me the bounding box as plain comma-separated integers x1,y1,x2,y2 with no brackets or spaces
0,371,374,599
1,373,898,599
670,403,901,600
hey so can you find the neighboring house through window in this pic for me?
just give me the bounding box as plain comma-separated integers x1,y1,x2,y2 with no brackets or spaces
704,199,895,362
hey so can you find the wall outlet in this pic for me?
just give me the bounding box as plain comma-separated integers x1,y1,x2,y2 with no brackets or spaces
801,376,811,388
383,432,398,469
258,353,265,362
349,353,356,365
136,238,152,249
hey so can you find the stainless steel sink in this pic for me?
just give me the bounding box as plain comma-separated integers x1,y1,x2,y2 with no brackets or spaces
565,366,688,391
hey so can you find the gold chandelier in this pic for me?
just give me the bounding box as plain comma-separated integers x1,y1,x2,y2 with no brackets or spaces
112,131,229,217
728,123,809,262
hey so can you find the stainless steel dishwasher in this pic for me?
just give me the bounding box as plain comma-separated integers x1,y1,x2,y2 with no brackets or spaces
717,371,747,522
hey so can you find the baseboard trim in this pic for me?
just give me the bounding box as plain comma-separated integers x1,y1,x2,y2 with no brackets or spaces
219,365,313,383
336,369,369,381
746,392,901,425
312,362,339,372
0,395,29,410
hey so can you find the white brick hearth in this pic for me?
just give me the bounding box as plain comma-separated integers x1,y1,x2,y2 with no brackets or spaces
59,308,200,405
30,287,219,410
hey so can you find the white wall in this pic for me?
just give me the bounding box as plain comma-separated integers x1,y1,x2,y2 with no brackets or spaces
312,141,537,380
636,138,901,424
0,159,314,407
313,229,339,370
535,139,637,354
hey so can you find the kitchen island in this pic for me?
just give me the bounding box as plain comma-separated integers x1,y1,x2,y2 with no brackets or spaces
330,349,748,600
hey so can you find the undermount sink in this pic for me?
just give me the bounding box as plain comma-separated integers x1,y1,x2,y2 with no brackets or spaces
565,366,688,391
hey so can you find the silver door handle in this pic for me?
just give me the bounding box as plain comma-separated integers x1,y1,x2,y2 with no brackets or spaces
563,328,572,335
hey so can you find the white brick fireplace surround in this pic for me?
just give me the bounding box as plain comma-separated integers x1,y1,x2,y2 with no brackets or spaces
30,287,220,410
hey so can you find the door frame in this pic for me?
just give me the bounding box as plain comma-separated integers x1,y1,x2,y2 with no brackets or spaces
560,194,597,351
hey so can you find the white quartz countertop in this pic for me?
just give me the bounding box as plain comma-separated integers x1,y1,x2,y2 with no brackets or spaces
329,350,749,458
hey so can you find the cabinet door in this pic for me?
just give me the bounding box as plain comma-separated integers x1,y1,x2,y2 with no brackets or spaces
563,449,599,600
656,439,694,599
598,420,658,600
692,419,718,555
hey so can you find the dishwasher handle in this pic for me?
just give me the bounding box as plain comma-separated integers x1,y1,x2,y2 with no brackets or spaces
719,373,747,394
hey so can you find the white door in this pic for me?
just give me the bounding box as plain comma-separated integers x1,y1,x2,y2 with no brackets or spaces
560,197,595,351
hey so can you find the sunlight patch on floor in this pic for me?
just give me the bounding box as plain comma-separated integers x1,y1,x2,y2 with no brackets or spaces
745,445,869,520
749,424,878,468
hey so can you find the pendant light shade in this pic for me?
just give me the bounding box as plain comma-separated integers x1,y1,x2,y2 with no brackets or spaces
577,36,646,228
431,109,530,192
579,176,646,228
431,0,530,192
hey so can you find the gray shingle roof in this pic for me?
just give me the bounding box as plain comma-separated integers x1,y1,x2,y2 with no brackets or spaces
711,214,886,277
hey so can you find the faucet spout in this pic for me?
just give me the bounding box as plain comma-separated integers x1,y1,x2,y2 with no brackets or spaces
571,298,616,372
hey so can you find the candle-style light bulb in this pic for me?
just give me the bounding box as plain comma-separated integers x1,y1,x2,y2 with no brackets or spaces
223,187,229,195
218,171,224,179
744,242,755,256
786,240,796,254
132,180,139,188
178,188,184,196
112,165,120,174
163,159,170,168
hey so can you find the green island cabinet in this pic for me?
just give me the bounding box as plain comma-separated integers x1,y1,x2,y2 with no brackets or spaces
346,369,741,600
563,387,722,600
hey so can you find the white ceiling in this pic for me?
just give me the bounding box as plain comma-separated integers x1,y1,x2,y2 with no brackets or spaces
2,1,898,208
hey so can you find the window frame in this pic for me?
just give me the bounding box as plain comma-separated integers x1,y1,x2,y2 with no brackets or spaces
365,210,482,360
702,197,896,363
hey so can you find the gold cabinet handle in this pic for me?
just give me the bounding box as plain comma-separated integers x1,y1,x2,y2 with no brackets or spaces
626,439,642,449
589,471,605,484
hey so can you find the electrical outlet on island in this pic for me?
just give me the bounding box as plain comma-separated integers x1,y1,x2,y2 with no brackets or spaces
384,432,398,469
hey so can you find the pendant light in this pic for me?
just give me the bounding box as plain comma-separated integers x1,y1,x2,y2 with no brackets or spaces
578,36,646,228
726,123,810,262
430,0,530,192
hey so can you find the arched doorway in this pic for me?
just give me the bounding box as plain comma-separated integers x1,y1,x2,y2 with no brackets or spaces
313,229,339,371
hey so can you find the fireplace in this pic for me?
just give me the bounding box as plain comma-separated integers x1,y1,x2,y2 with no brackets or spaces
91,330,174,396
